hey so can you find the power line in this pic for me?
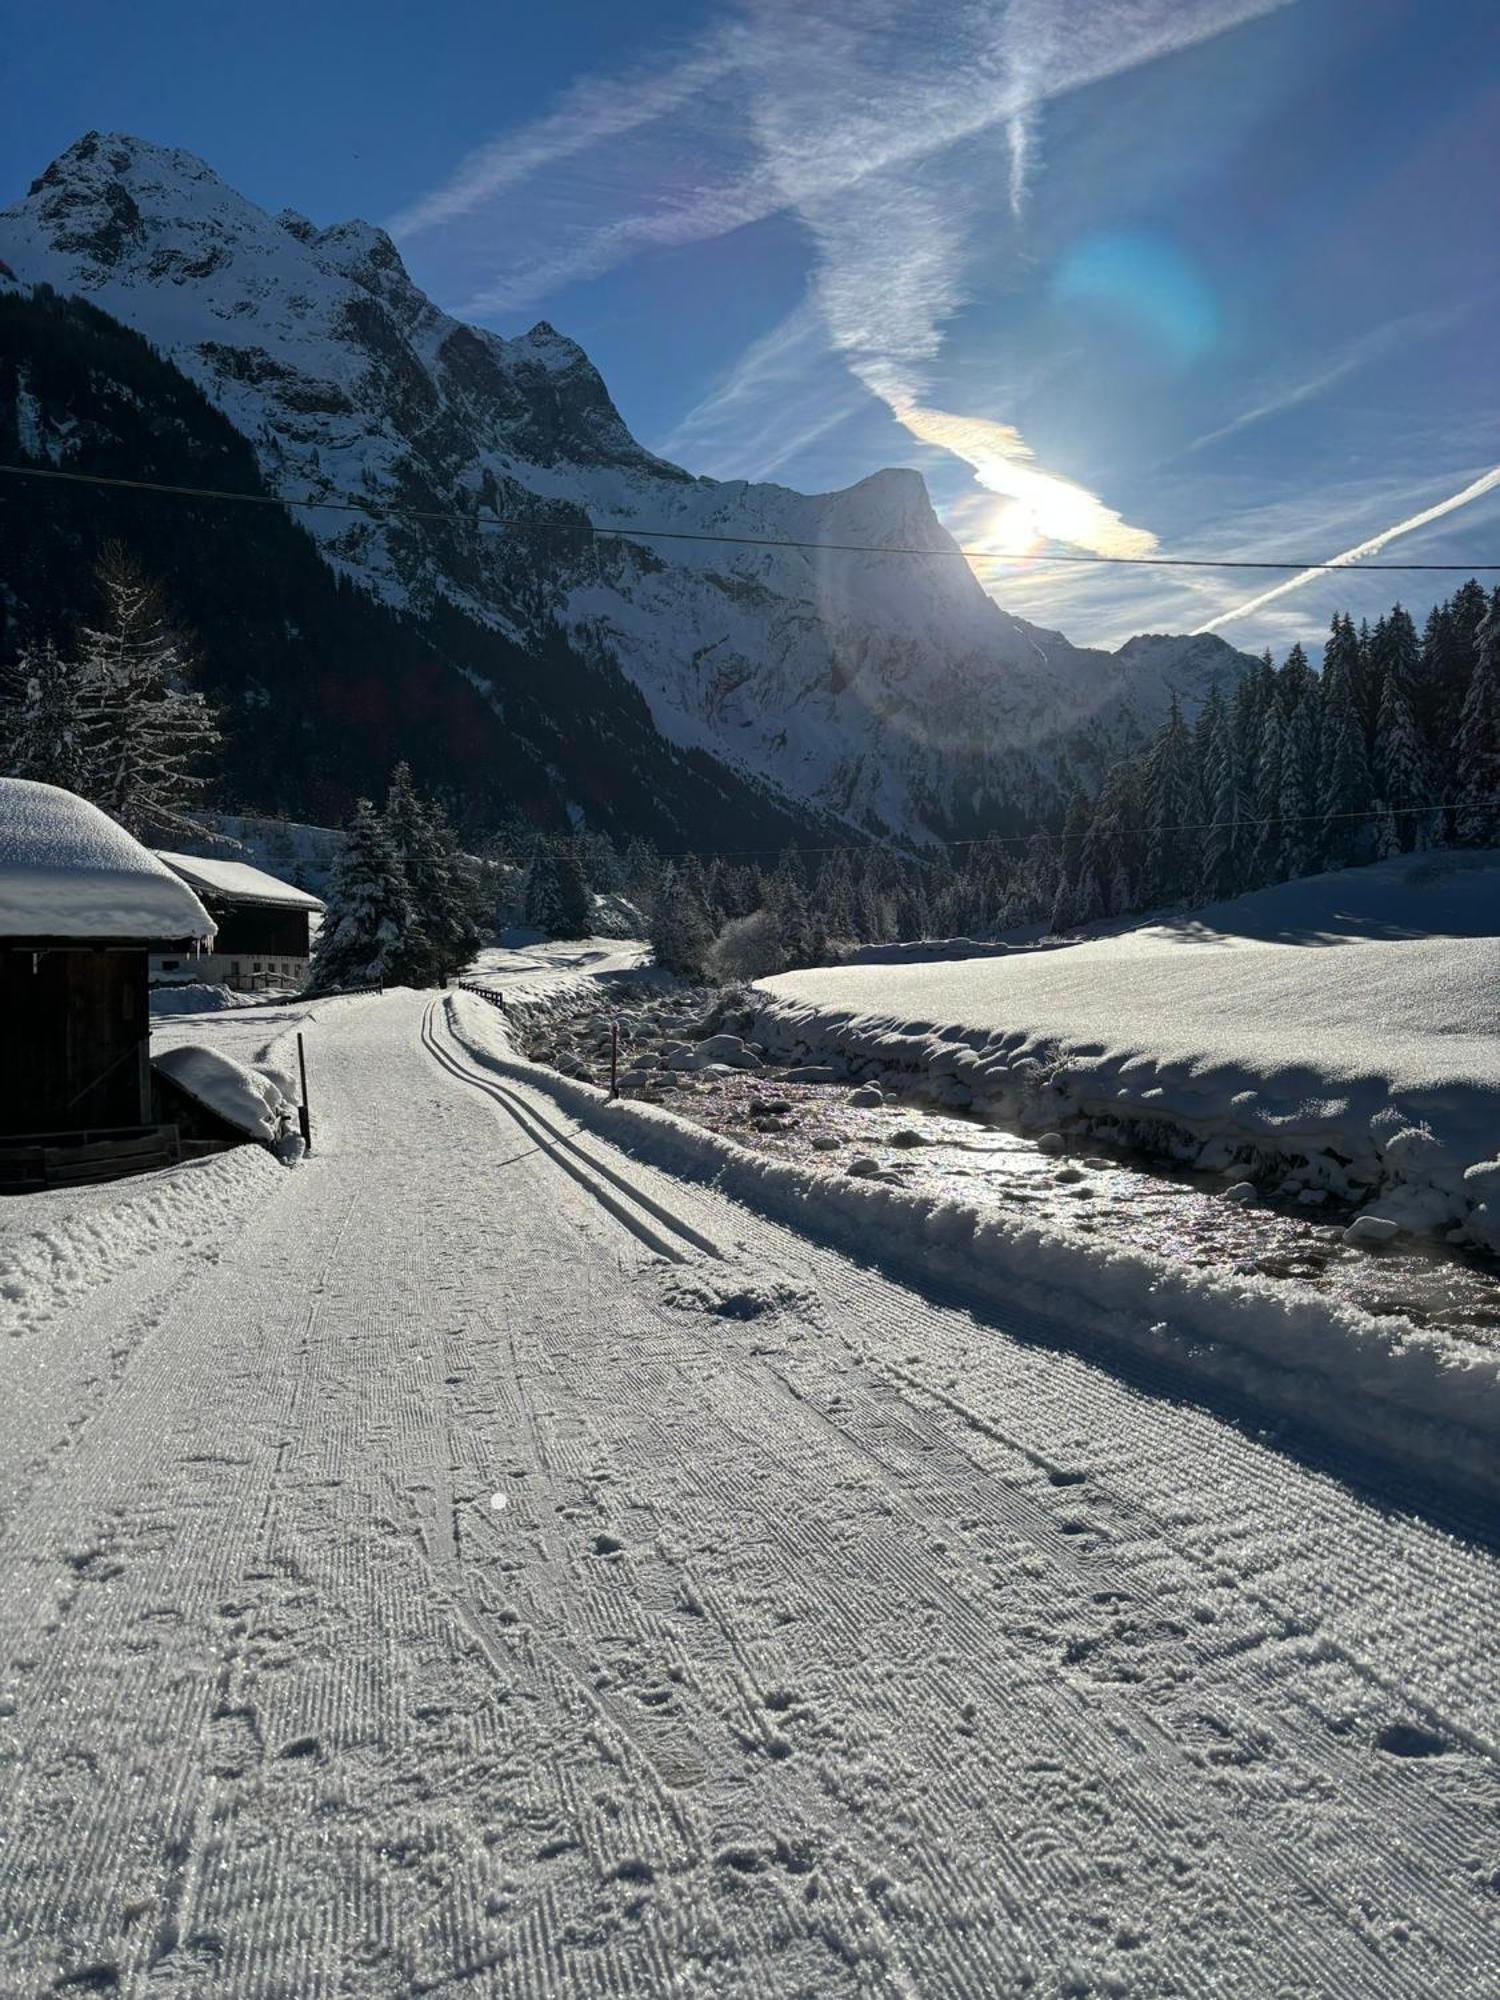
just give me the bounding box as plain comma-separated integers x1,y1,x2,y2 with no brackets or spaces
3,460,1498,573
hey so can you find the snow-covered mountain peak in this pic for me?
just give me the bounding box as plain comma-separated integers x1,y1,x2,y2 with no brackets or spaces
1,132,1255,839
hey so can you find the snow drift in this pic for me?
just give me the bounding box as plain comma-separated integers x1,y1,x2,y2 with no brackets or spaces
756,851,1500,1251
152,1043,296,1143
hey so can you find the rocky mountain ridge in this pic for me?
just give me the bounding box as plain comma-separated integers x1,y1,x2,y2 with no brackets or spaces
1,132,1255,839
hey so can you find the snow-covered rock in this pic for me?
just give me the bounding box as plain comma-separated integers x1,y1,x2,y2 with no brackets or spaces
1344,1215,1402,1247
0,133,1254,840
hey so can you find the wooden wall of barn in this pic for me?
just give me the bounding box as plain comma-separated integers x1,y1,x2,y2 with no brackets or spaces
0,947,150,1136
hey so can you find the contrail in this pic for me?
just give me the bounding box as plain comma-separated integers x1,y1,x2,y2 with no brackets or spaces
1193,464,1500,632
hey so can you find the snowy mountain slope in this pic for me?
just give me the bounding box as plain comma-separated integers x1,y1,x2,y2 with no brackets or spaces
0,285,838,848
0,133,1254,839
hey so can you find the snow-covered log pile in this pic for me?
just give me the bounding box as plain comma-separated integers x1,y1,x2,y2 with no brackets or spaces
755,851,1500,1253
446,987,1500,1510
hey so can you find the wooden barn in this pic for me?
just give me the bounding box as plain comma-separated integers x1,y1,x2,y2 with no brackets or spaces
0,779,215,1184
153,851,323,993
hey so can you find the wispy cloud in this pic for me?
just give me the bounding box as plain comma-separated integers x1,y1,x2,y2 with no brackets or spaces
656,301,864,479
1193,462,1500,632
391,0,1289,553
386,34,745,239
1183,300,1477,455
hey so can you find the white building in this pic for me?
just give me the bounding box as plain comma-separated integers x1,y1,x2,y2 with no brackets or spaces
152,852,324,993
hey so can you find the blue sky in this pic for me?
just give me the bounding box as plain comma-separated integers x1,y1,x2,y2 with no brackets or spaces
6,0,1499,654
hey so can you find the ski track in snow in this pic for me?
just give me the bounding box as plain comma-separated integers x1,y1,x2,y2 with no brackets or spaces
2,978,1499,1996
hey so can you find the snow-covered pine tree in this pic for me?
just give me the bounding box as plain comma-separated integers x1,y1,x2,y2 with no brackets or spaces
0,638,94,793
1142,697,1199,905
649,862,714,975
1413,602,1454,763
1250,697,1285,886
1278,680,1321,880
78,544,221,840
1059,788,1091,890
1195,687,1244,901
1319,627,1375,870
1373,647,1433,851
818,847,858,942
1371,606,1420,754
621,837,662,912
1082,760,1145,916
1443,580,1492,746
311,798,417,991
524,837,593,938
1453,591,1500,846
382,763,485,982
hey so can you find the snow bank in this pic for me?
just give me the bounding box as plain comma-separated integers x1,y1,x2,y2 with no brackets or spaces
0,779,215,941
446,990,1500,1512
150,982,253,1014
152,1044,295,1142
757,852,1500,1251
0,1145,282,1341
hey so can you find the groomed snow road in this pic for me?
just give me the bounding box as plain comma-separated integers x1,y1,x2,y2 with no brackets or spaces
4,987,1499,1998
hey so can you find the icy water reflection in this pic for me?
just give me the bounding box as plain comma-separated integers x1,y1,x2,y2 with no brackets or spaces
663,1072,1500,1349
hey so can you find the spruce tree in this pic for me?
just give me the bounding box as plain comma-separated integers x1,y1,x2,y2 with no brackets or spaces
649,863,714,976
1453,592,1500,846
1318,624,1374,871
1251,700,1284,885
1371,606,1420,753
1142,698,1199,905
78,544,221,841
524,837,593,938
1373,651,1433,851
1082,761,1145,916
1196,688,1244,901
383,763,485,982
1278,682,1321,879
1059,788,1091,888
312,799,416,991
0,638,94,793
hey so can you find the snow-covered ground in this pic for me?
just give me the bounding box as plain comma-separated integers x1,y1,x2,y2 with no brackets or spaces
4,950,1500,1995
758,851,1500,1250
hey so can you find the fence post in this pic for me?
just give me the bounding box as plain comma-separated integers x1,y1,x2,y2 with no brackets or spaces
297,1032,312,1152
609,1019,619,1100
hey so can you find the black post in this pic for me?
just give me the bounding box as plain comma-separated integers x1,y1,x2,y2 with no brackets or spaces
609,1019,619,1100
296,1031,312,1151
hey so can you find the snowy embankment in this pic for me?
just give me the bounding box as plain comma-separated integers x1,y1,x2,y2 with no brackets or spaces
758,852,1500,1253
2,992,347,1344
446,985,1500,1510
0,1146,283,1341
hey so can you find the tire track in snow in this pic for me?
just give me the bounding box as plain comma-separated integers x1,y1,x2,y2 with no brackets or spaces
421,1002,724,1266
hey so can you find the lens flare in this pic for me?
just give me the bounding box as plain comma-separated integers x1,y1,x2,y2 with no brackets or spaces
1052,231,1219,366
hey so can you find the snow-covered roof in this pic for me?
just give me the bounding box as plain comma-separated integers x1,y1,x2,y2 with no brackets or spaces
0,780,216,943
155,850,324,912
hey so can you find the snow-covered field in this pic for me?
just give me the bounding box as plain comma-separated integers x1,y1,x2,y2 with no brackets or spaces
4,948,1500,1995
758,850,1500,1250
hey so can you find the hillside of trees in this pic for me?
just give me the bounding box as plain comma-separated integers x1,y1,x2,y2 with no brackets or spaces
512,581,1500,974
